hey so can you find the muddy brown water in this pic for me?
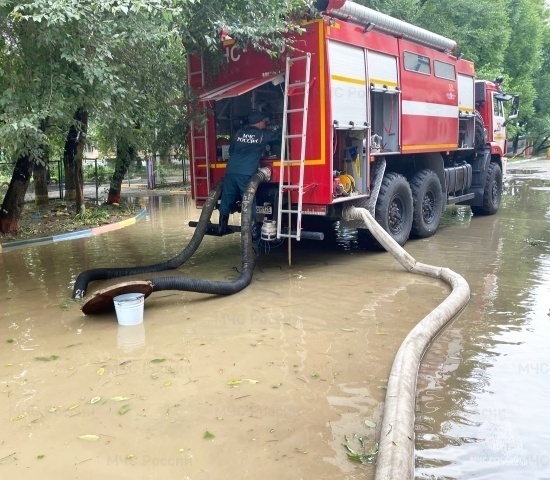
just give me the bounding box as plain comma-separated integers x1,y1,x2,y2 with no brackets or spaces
1,160,548,479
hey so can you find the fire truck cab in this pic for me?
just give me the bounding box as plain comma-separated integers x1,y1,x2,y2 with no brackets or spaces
187,0,518,246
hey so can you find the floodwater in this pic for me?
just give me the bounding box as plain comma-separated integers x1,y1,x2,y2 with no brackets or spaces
0,160,548,479
414,160,550,480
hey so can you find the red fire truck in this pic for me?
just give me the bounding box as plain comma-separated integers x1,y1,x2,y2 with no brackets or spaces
187,0,518,246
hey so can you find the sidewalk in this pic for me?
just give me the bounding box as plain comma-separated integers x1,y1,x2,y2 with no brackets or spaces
0,208,148,253
23,176,190,203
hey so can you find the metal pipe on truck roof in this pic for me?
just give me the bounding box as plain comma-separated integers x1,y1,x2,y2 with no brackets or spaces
315,0,457,53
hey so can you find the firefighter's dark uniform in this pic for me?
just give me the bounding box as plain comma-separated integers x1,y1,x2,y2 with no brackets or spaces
218,112,279,235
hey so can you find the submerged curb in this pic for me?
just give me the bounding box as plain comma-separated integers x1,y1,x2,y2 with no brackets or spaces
0,208,147,253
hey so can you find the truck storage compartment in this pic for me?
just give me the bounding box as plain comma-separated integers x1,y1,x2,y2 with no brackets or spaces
444,164,472,194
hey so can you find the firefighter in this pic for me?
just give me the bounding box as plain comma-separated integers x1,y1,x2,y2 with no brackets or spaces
218,112,280,236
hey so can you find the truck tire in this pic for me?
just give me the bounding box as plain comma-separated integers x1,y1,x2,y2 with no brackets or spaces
375,172,413,246
410,169,443,238
474,110,485,150
471,162,502,216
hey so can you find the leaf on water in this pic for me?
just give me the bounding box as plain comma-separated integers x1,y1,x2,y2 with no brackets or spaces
79,434,99,441
150,358,166,363
35,355,59,361
342,443,355,454
272,382,282,389
311,373,319,379
127,454,135,460
110,396,130,402
11,414,26,421
48,407,57,413
295,447,308,454
118,404,131,415
243,379,259,384
37,455,44,460
7,339,14,343
346,452,376,464
364,419,376,428
346,452,363,463
392,440,398,446
203,431,215,439
0,453,17,464
68,404,80,410
163,381,171,387
227,379,243,386
368,442,379,455
96,367,105,376
90,396,101,404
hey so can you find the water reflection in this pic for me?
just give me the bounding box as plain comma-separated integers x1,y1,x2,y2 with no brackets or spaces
117,323,146,352
415,161,550,480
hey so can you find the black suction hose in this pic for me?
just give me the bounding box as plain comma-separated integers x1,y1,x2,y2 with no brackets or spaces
149,168,269,295
72,181,223,299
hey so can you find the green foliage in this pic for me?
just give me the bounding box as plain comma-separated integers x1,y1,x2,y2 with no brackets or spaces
73,208,110,225
362,0,550,148
83,165,115,184
1,0,550,172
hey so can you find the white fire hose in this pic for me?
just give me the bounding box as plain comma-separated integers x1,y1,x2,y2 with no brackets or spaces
342,206,470,480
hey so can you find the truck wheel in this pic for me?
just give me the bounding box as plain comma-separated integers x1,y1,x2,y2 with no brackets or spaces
375,172,413,246
471,162,502,216
410,169,443,238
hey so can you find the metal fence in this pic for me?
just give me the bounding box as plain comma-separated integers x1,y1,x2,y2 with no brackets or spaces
1,154,191,205
0,160,64,201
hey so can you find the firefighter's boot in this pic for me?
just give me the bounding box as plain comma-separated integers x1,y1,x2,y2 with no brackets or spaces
218,214,229,236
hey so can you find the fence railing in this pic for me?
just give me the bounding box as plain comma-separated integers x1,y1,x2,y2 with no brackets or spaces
1,154,190,204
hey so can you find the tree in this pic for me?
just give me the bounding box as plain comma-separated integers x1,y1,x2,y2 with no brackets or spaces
1,0,310,233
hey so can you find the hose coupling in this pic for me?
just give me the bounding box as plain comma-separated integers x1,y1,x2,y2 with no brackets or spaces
258,166,272,181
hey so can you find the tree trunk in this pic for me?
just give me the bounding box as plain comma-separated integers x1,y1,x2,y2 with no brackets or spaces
63,107,87,207
63,134,76,201
0,154,34,234
107,139,135,204
33,162,49,206
74,112,87,213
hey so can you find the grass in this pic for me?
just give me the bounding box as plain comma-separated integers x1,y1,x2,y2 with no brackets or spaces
0,199,143,244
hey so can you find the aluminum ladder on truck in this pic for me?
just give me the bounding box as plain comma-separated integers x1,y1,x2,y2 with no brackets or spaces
187,54,211,205
276,53,312,241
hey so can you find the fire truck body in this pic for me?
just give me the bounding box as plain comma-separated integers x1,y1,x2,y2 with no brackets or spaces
187,0,517,245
